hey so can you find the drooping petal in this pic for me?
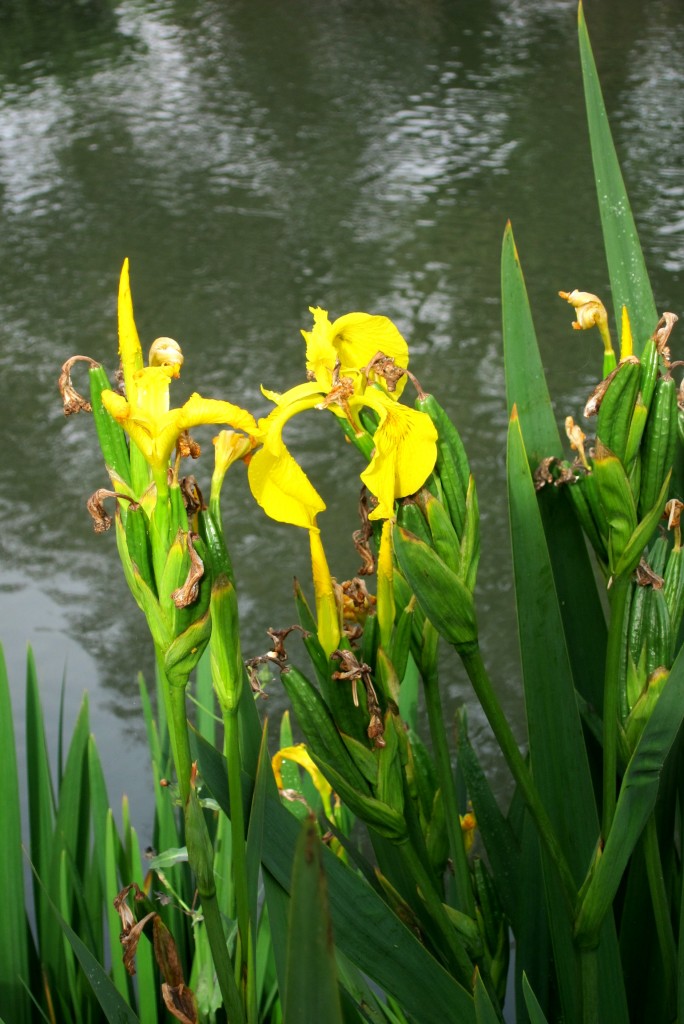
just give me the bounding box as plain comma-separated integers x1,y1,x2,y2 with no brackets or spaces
117,259,144,395
376,519,395,648
260,380,325,408
359,393,438,520
309,527,341,656
248,443,326,529
177,393,258,436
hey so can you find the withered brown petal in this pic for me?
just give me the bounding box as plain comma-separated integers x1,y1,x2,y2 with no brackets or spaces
162,982,198,1024
171,533,205,608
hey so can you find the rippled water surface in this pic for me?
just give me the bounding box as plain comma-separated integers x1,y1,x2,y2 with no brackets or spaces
1,0,682,837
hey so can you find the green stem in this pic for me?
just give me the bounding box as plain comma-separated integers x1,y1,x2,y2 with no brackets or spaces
161,665,243,1021
224,708,253,1009
422,651,476,917
602,575,630,837
460,645,577,911
198,848,246,1024
580,947,599,1024
642,814,676,1012
398,839,474,987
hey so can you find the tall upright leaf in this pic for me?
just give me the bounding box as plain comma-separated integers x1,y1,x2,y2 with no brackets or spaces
26,647,56,948
507,412,627,1022
195,729,476,1024
578,2,658,346
502,223,606,713
284,819,344,1024
0,646,30,1024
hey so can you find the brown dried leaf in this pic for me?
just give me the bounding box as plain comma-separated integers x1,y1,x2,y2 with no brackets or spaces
58,355,98,416
162,982,198,1024
171,533,205,608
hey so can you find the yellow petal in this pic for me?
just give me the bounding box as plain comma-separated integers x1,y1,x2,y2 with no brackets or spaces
360,395,438,520
178,393,258,436
309,527,341,656
248,443,326,529
301,307,337,389
272,743,334,819
117,259,144,395
376,520,395,648
261,380,325,408
332,312,408,377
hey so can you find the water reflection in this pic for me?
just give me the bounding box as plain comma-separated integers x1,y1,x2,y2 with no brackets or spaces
0,0,681,824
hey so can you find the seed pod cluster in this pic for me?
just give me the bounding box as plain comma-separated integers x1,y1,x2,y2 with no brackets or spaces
552,314,680,582
392,393,480,656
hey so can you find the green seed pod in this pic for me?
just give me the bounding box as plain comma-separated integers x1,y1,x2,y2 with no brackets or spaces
639,337,659,412
415,393,470,536
643,586,673,678
664,545,684,635
124,503,156,597
198,507,234,584
164,605,212,689
308,748,407,841
89,366,131,487
638,375,677,519
595,356,641,462
419,491,461,577
209,575,243,714
624,396,648,471
565,476,608,564
280,666,368,792
392,525,478,654
396,497,432,547
375,713,405,818
460,475,480,593
591,446,638,572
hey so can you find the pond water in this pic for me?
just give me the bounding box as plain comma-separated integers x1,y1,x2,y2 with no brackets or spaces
1,0,682,843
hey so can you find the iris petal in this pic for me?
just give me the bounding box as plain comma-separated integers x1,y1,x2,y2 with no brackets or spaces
248,443,326,529
359,394,438,520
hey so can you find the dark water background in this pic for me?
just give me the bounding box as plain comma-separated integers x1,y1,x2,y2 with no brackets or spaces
1,0,682,842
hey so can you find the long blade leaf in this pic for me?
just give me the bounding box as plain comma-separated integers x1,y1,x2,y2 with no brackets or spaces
284,819,344,1024
0,645,30,1024
578,2,658,346
195,730,475,1024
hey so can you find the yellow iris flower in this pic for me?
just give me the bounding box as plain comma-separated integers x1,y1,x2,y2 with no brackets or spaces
302,306,409,396
251,308,437,526
101,261,258,484
247,306,437,653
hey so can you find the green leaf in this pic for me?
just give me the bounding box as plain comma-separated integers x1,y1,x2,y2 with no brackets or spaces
507,412,628,1022
455,714,520,929
0,646,30,1024
284,819,344,1024
502,223,606,713
105,811,131,1002
127,825,158,1022
48,890,141,1024
25,647,56,958
522,972,551,1024
473,969,500,1024
195,730,475,1024
578,2,658,348
501,223,561,464
575,651,684,944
